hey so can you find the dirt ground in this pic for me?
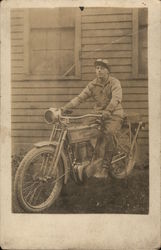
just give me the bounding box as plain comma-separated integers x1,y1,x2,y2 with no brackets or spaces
13,166,149,214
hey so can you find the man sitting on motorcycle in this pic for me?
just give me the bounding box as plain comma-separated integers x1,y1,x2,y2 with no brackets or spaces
61,59,124,180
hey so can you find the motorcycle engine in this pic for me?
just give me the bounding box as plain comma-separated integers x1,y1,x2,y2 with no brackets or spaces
76,141,94,162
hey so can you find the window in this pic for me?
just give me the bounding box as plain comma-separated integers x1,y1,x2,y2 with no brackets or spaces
132,8,148,78
24,8,81,80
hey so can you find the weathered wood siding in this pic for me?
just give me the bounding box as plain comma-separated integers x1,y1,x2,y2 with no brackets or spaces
11,8,148,158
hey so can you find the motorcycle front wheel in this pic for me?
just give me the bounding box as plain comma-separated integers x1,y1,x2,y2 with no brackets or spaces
14,146,64,213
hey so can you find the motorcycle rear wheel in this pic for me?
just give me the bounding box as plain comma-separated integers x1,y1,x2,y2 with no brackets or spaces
14,146,64,213
110,144,137,179
109,129,137,179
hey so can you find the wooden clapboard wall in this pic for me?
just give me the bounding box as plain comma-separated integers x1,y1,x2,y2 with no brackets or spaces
11,8,148,158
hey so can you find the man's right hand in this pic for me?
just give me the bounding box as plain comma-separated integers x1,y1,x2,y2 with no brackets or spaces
61,107,73,115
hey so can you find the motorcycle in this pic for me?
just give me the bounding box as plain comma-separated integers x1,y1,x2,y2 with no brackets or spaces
14,108,145,213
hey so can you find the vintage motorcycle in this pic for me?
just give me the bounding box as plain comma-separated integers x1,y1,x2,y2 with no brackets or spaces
14,108,144,213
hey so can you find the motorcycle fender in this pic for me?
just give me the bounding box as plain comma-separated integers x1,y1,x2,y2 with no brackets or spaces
34,141,69,184
34,141,58,147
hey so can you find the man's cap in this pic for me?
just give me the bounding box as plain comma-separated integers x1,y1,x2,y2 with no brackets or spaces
94,59,110,70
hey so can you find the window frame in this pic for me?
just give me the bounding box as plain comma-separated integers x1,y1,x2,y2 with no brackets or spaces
132,8,148,80
23,9,81,80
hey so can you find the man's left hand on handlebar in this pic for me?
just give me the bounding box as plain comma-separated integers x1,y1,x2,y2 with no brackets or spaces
96,110,111,120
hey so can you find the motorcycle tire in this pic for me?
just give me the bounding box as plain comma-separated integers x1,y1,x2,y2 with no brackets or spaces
14,146,64,213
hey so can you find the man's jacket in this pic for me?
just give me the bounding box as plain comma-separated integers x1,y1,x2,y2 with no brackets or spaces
63,76,124,118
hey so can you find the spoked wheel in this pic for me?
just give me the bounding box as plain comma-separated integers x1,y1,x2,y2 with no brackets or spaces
109,129,137,179
14,146,64,213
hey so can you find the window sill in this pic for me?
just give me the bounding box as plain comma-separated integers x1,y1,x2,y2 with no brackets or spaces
19,74,81,81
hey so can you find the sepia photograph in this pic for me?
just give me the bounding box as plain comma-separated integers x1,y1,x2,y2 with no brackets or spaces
0,1,160,249
11,7,149,214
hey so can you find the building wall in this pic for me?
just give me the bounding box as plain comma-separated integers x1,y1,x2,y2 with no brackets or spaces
11,8,148,161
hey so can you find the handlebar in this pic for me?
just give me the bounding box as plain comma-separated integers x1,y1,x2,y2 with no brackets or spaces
60,113,102,120
44,108,102,124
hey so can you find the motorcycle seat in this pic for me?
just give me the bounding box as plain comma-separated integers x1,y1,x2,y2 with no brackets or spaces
123,112,142,125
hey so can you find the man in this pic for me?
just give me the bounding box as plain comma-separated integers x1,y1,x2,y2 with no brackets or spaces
62,59,124,180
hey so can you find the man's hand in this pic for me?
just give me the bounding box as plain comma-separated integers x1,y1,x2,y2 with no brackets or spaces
95,110,111,120
61,107,73,115
102,110,111,120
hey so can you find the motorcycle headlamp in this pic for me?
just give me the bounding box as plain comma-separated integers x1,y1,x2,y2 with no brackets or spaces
44,108,61,124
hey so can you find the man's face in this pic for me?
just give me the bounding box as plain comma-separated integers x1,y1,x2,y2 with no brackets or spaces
95,65,109,80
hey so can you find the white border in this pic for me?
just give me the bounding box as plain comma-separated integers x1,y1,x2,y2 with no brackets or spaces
0,0,160,249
